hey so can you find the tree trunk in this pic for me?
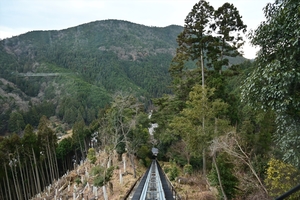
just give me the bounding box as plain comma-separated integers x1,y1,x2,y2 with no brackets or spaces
29,158,37,198
4,164,12,200
212,154,227,200
32,147,41,193
52,142,59,179
46,143,55,182
84,137,89,159
44,157,50,184
79,139,85,161
103,185,108,200
200,49,205,88
202,149,206,177
10,165,20,200
39,161,45,190
2,178,7,200
17,150,27,200
0,181,3,200
24,159,31,198
129,154,136,178
10,178,17,200
14,164,23,200
200,49,206,177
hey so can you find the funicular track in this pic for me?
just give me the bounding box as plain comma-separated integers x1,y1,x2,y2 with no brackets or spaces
128,159,180,200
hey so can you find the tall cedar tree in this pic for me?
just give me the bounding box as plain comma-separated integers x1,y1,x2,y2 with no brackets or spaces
210,3,247,73
167,0,246,176
170,0,214,91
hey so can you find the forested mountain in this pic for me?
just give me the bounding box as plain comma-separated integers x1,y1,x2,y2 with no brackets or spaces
0,20,180,134
0,19,247,135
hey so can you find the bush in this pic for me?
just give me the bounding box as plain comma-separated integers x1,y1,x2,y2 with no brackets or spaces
169,164,179,181
87,148,96,164
74,177,82,186
163,166,170,174
91,166,114,187
183,164,193,175
265,158,300,199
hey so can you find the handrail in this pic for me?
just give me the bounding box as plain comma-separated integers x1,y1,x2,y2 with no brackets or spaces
129,159,181,199
156,161,181,200
140,160,166,199
122,175,142,200
275,184,300,200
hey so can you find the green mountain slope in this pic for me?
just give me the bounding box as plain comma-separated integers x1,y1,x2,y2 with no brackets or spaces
1,20,182,97
0,20,184,132
0,19,247,134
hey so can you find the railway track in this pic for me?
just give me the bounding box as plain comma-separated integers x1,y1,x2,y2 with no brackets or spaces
127,159,180,200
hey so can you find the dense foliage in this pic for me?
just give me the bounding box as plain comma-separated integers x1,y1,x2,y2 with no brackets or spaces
241,0,300,167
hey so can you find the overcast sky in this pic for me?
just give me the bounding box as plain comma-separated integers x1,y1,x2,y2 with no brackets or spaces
0,0,271,59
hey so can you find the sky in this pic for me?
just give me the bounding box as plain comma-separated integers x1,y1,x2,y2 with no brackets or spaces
0,0,271,59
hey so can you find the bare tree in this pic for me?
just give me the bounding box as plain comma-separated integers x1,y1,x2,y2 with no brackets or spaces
210,132,268,194
109,92,143,178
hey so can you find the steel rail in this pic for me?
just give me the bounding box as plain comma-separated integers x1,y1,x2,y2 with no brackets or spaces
139,160,166,200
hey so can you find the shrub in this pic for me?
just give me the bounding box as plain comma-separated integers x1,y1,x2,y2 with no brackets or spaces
74,177,82,186
265,158,300,199
87,148,96,164
92,166,114,187
169,164,179,181
183,164,193,175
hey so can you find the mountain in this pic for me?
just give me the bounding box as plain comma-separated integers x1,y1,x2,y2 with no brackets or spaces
0,19,247,134
0,20,185,133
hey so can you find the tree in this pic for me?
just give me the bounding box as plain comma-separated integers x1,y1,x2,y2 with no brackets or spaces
91,165,114,187
210,132,268,195
206,2,247,101
37,116,59,183
241,0,300,167
151,95,183,160
0,136,14,200
168,1,247,178
87,148,97,165
22,124,41,197
8,111,25,133
56,137,74,172
108,92,144,178
72,120,89,161
170,85,231,175
171,0,214,89
210,2,247,73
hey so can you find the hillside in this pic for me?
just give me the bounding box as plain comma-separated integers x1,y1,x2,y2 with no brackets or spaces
30,151,215,200
0,19,247,135
0,20,184,134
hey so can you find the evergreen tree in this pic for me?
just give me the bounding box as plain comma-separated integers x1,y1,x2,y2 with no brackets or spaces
171,0,214,89
8,111,25,133
210,2,247,73
37,116,59,182
170,85,231,175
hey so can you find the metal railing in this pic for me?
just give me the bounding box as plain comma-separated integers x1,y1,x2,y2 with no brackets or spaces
156,161,181,200
140,160,166,199
275,184,300,200
128,159,181,200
